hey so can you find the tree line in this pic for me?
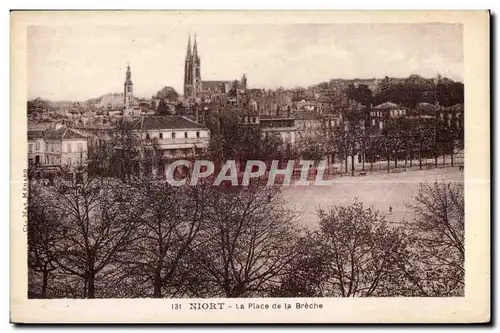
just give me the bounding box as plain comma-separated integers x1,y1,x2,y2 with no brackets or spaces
295,103,463,176
346,75,464,108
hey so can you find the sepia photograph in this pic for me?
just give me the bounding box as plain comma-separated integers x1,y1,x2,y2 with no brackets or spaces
10,10,490,323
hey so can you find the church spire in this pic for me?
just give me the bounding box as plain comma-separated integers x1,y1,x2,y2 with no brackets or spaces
193,34,198,58
125,63,131,82
186,35,192,59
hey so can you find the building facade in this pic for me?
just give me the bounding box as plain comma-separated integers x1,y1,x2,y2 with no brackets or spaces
129,116,210,178
27,125,89,184
28,130,45,166
28,125,88,168
240,114,297,147
44,126,88,167
370,102,407,129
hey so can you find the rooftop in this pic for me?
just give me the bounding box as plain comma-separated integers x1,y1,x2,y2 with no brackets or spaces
416,102,439,112
132,116,208,131
373,102,401,110
202,80,233,85
44,127,88,140
442,103,464,112
259,115,295,120
27,130,45,140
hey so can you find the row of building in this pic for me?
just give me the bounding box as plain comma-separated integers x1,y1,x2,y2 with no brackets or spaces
27,34,464,181
28,98,463,169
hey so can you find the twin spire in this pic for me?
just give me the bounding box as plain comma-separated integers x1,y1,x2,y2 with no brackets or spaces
185,34,198,60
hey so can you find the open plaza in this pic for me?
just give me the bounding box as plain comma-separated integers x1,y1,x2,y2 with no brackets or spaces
282,166,463,228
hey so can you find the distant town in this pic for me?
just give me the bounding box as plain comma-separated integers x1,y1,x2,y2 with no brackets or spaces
27,34,465,300
28,35,464,182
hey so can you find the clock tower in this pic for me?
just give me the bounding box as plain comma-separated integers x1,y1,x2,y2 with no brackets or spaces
124,64,133,111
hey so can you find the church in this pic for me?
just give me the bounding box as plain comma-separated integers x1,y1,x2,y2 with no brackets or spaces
183,35,247,99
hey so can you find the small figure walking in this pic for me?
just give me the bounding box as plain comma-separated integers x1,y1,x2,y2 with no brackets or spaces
389,205,393,213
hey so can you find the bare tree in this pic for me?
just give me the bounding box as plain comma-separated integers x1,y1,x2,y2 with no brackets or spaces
271,231,330,297
406,181,464,296
331,123,349,174
295,135,327,161
27,183,63,298
88,118,164,181
317,201,411,297
346,120,364,176
43,172,143,298
121,179,210,298
343,101,366,175
414,119,435,170
185,182,301,298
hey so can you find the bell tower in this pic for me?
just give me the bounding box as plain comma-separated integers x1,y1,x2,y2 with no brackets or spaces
124,64,133,110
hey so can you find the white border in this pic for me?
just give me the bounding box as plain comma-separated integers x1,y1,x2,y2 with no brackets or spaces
2,1,494,330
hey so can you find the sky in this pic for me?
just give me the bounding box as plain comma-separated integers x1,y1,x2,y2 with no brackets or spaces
28,23,463,101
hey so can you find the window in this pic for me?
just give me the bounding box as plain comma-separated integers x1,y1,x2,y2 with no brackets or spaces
184,132,188,139
28,144,33,153
146,133,150,140
35,141,40,150
172,132,176,139
67,143,72,152
159,133,163,139
77,143,83,151
196,132,200,138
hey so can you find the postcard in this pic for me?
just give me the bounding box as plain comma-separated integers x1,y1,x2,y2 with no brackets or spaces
11,10,490,323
